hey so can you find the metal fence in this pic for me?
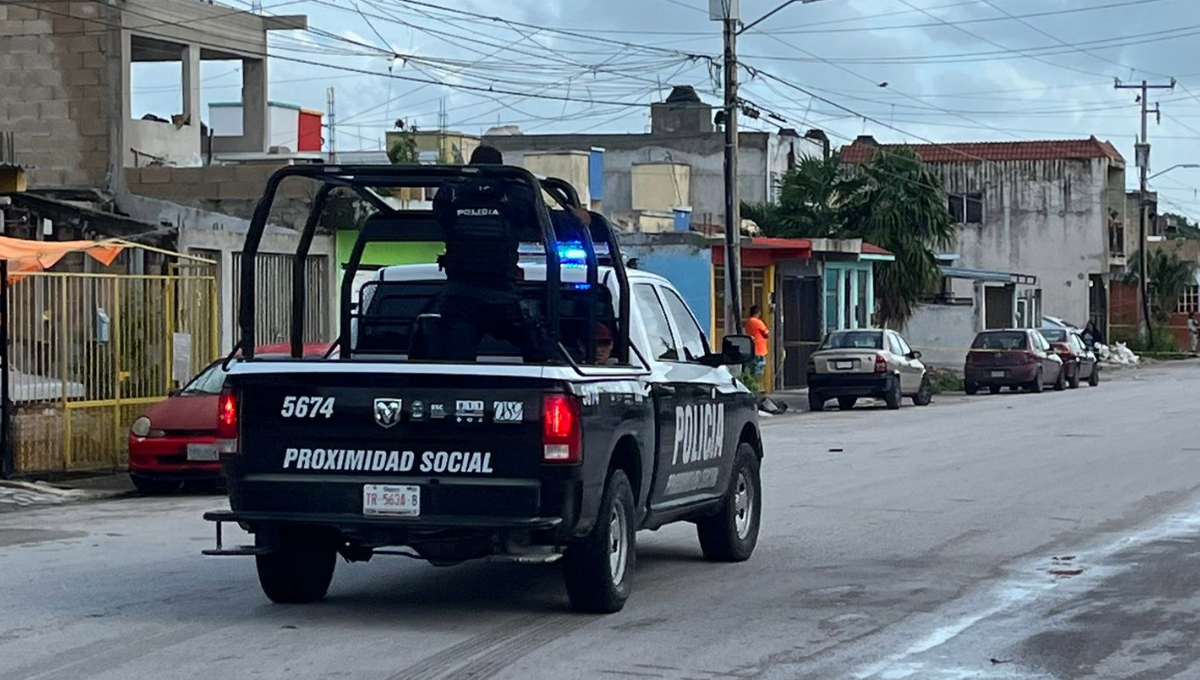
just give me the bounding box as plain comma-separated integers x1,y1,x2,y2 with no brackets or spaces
231,252,331,346
6,268,217,474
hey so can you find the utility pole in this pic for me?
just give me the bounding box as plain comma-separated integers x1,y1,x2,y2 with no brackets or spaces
1115,77,1175,341
327,87,337,164
713,0,743,339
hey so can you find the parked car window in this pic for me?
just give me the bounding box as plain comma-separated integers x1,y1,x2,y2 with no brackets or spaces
972,331,1028,350
1069,334,1086,353
821,330,883,350
634,284,679,361
179,362,227,395
1034,332,1051,351
1040,328,1068,343
659,287,710,362
888,331,912,356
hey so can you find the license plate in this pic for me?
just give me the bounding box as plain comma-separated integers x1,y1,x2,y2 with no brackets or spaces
186,443,219,461
363,484,421,517
835,360,854,370
990,370,1006,378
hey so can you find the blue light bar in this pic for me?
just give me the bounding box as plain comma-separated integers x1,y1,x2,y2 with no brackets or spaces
517,241,610,265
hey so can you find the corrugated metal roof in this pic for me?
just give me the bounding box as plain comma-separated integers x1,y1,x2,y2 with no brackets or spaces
842,136,1124,165
941,266,1037,285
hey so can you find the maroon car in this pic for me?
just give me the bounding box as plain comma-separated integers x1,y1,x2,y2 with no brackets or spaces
1039,327,1100,389
964,329,1065,395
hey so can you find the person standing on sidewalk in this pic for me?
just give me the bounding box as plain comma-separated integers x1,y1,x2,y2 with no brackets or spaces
1188,312,1198,355
745,305,770,388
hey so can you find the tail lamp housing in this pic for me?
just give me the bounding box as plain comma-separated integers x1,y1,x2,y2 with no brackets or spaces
542,394,581,464
216,388,239,454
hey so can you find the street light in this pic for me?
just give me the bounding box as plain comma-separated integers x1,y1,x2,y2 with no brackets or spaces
1148,163,1200,181
713,0,832,340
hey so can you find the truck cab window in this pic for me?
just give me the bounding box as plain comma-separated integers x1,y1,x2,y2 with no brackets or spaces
634,284,679,361
661,288,709,362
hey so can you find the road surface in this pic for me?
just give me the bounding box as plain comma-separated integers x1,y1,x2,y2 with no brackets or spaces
2,362,1199,680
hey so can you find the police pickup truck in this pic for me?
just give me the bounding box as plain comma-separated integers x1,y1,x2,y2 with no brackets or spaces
204,164,763,613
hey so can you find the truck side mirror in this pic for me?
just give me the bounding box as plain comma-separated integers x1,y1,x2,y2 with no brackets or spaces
720,334,754,366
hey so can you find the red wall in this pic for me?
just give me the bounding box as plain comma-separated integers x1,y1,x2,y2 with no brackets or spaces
1109,281,1194,349
297,111,323,152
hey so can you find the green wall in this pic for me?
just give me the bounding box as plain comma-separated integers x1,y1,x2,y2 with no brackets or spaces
335,230,444,267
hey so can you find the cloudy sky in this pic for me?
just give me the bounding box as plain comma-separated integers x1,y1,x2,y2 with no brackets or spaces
132,0,1200,218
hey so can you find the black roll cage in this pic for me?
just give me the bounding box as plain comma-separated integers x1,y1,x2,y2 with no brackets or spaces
234,164,633,367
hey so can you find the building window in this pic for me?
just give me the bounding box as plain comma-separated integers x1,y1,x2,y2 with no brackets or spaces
1178,284,1200,314
948,193,983,224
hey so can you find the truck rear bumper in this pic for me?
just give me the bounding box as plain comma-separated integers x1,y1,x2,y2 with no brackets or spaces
203,508,562,531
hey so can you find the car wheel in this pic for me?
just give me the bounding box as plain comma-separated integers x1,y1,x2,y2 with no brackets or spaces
130,475,180,495
837,396,857,410
255,527,337,604
989,385,1002,395
564,468,636,614
1088,365,1100,387
884,376,902,410
808,391,825,412
965,382,979,396
696,444,761,563
912,377,933,406
1030,369,1044,393
1053,366,1066,391
1068,364,1080,389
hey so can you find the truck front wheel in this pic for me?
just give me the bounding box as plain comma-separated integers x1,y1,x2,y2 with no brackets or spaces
563,468,635,614
696,444,761,562
255,527,337,604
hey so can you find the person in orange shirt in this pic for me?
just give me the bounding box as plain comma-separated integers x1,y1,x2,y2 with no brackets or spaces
744,305,769,380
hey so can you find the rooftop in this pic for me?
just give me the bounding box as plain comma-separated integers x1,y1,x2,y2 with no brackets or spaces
841,136,1125,166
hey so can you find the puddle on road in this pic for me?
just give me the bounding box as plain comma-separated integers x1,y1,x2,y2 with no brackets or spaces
0,528,88,547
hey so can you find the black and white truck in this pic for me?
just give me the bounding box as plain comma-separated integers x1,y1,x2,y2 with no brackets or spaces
204,164,764,613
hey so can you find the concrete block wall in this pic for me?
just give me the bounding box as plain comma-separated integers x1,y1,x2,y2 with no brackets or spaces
126,164,316,229
0,2,117,188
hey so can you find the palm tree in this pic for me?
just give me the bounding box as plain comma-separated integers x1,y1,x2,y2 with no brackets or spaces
1125,249,1197,323
743,148,956,327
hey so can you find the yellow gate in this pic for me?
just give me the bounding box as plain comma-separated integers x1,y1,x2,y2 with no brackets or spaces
7,264,217,474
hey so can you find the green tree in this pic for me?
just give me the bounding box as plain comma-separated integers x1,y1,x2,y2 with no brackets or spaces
387,127,420,165
743,148,956,327
1125,248,1197,323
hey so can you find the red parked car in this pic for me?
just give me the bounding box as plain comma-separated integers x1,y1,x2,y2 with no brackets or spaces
1039,327,1100,389
964,329,1065,395
127,343,331,494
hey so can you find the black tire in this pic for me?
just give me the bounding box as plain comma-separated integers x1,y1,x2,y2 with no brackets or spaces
912,377,933,406
1068,364,1080,389
564,469,636,614
883,376,902,410
1030,369,1044,393
965,382,979,396
989,385,1002,395
837,396,857,410
255,528,337,604
808,391,825,412
1088,365,1100,387
130,475,180,495
1053,366,1066,391
696,444,761,562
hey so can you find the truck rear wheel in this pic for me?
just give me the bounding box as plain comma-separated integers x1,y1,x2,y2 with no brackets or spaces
255,528,337,604
564,469,636,614
696,444,761,562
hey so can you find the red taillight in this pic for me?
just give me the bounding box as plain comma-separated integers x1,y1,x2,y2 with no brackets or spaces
874,354,887,373
1024,351,1041,364
217,388,239,454
543,394,581,464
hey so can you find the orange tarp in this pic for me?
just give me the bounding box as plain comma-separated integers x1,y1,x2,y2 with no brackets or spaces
0,235,124,279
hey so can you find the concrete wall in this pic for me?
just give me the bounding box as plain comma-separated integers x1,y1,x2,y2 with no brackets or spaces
931,158,1118,325
126,164,315,230
0,2,120,188
903,303,979,370
127,118,201,167
620,233,714,333
631,162,689,212
524,151,591,206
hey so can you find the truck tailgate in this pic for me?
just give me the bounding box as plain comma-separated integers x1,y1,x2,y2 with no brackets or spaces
226,370,569,522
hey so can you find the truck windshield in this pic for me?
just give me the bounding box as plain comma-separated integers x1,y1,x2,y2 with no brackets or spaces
354,279,618,365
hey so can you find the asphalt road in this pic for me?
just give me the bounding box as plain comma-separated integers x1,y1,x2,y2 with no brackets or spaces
2,362,1199,680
